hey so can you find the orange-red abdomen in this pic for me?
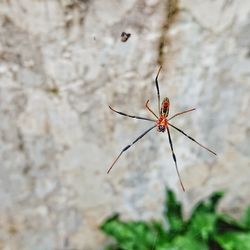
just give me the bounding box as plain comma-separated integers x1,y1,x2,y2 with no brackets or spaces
160,97,170,117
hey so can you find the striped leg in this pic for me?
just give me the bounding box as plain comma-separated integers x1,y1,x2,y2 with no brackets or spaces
168,123,217,155
166,127,185,192
155,66,162,115
107,125,156,173
109,106,155,122
168,108,196,121
145,100,159,119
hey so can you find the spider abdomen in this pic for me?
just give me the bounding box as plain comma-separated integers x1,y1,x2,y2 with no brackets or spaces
160,97,170,117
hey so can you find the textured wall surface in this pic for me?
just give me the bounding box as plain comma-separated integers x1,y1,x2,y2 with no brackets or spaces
0,0,250,249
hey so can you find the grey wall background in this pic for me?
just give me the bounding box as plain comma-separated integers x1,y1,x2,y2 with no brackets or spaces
0,0,250,249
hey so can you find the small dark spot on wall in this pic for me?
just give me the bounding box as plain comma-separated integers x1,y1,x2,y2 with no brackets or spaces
17,131,25,151
46,87,59,95
2,15,13,26
9,225,18,235
18,141,24,151
23,165,31,175
79,16,84,25
121,32,131,42
65,18,73,30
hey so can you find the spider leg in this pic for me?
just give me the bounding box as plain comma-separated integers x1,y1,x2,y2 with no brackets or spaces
168,123,217,155
107,125,156,173
145,100,159,119
167,127,185,192
109,106,155,122
155,66,162,115
168,108,196,121
166,127,185,191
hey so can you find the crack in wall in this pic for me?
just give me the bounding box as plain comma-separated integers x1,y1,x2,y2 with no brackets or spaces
157,0,179,66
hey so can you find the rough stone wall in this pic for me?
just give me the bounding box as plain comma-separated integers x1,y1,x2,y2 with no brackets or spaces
0,0,249,249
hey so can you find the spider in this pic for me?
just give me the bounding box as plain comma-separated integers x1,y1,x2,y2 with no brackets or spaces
107,66,216,191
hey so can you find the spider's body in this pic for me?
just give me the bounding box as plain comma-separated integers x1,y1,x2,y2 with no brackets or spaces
156,97,170,132
107,66,216,191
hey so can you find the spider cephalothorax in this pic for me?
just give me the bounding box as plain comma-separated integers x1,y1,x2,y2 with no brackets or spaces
157,116,167,132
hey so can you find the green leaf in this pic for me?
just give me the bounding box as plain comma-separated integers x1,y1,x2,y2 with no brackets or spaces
215,232,250,250
162,235,208,250
217,213,246,233
164,189,184,233
152,235,208,250
101,214,135,242
101,214,167,250
191,192,224,215
187,192,224,240
188,212,217,240
242,207,250,229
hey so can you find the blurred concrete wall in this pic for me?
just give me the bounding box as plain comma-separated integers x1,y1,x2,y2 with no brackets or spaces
0,0,249,249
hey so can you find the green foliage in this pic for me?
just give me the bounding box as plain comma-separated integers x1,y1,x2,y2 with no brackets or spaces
242,207,250,229
164,189,184,234
215,232,250,250
100,189,250,250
